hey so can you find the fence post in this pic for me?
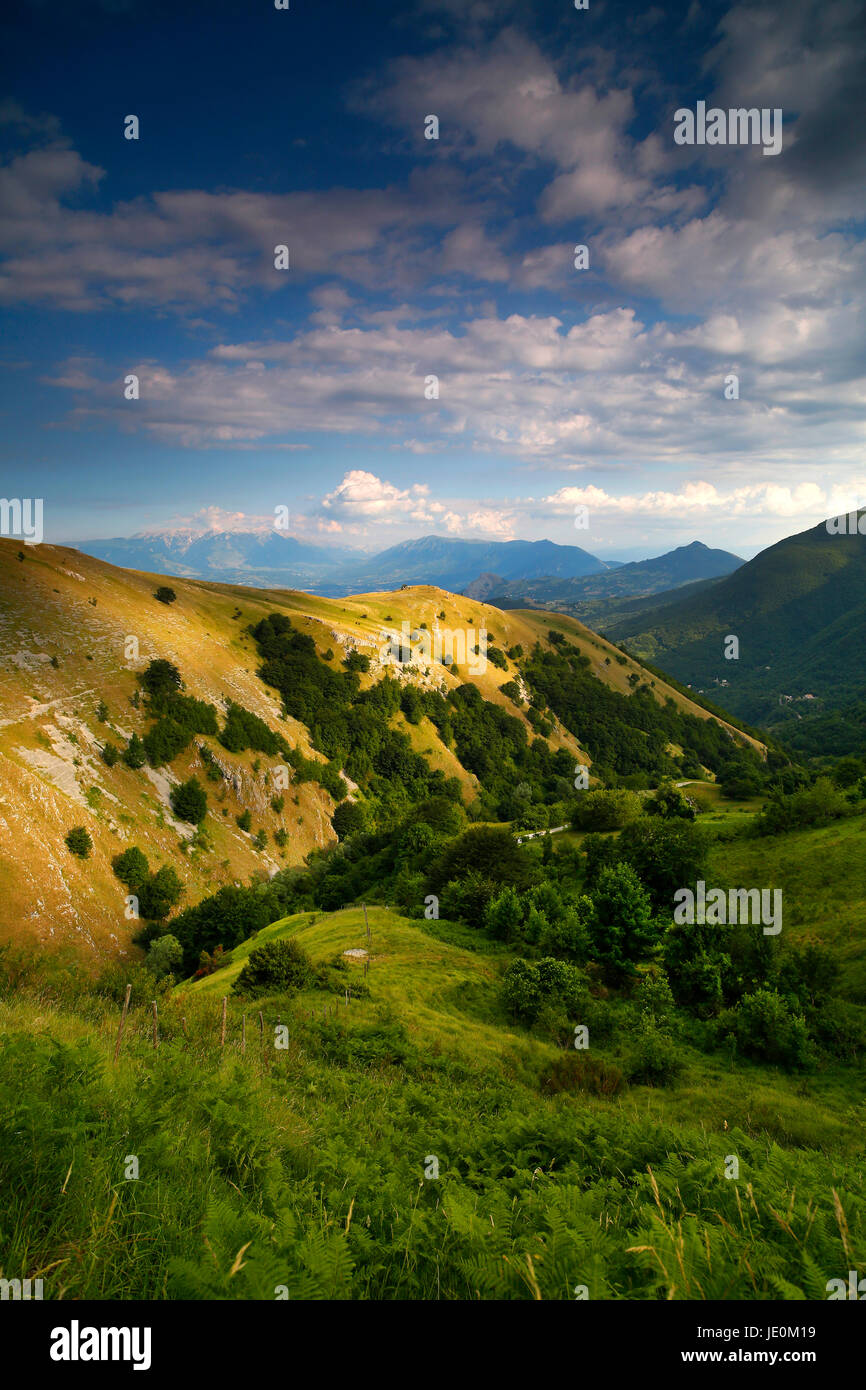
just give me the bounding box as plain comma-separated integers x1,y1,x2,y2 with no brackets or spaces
113,983,132,1063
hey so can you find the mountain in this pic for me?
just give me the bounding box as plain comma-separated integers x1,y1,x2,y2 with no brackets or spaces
483,541,743,614
0,537,756,958
73,531,612,597
603,515,866,754
328,534,611,594
74,531,362,591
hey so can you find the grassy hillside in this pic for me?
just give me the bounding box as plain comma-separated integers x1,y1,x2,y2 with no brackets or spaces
0,538,757,961
601,515,866,754
1,823,864,1301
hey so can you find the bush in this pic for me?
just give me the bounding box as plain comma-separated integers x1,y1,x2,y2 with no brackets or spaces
646,784,696,820
757,778,849,835
538,1053,623,1097
140,659,182,702
332,800,365,841
170,777,207,825
502,957,586,1026
123,733,147,769
572,789,641,832
101,742,119,767
145,934,183,978
236,809,252,832
112,846,150,891
626,1022,683,1086
233,939,313,997
720,989,812,1071
616,818,708,909
154,587,177,605
589,863,657,982
138,866,183,920
64,826,92,859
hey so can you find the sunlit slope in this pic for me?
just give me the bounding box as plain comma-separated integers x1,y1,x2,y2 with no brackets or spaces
0,540,759,959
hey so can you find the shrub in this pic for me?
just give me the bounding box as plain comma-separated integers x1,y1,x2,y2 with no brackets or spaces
154,587,177,605
123,733,147,769
112,846,150,890
616,818,709,909
590,862,657,982
757,777,849,835
538,1053,623,1097
720,989,812,1071
233,939,313,997
571,789,641,832
145,934,183,978
501,957,586,1026
626,1022,683,1086
96,700,109,722
332,800,365,841
171,777,207,825
646,784,697,820
101,742,119,767
65,826,92,858
140,659,182,702
138,866,183,920
236,809,252,832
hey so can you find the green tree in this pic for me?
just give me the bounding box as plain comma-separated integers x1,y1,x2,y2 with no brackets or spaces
171,777,207,825
112,846,150,891
65,826,92,859
233,939,313,997
145,934,183,978
154,586,177,605
590,862,656,982
332,800,366,841
124,733,147,769
139,866,183,920
141,658,182,702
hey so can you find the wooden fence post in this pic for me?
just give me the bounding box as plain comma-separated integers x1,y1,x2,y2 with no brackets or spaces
113,983,132,1063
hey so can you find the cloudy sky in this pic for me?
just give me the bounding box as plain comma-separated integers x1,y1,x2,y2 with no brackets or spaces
1,0,864,560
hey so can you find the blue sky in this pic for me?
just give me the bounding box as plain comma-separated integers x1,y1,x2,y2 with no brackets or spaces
1,0,864,560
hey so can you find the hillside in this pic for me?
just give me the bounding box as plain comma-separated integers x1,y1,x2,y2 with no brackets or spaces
602,516,866,755
0,539,757,960
486,542,742,613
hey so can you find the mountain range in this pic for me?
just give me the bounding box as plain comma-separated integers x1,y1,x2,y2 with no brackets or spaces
74,530,734,602
601,515,866,757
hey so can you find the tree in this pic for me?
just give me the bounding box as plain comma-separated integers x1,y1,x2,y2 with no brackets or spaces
140,658,182,702
145,934,183,978
430,825,533,894
616,818,708,909
171,777,207,825
154,587,177,605
589,862,657,982
123,733,147,769
96,700,109,722
101,742,119,767
572,789,641,832
646,783,696,820
138,866,183,920
65,826,92,858
236,809,252,832
112,846,150,890
332,800,366,840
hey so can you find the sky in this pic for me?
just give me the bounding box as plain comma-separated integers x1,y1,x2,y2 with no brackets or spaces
1,0,864,562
